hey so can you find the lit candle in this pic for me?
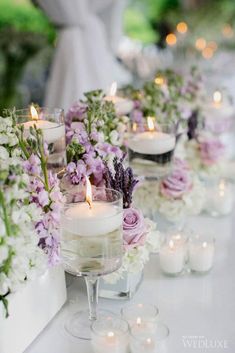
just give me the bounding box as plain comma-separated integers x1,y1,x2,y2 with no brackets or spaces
91,316,129,353
62,178,123,237
205,179,234,216
159,239,185,275
176,22,188,34
121,303,159,330
189,236,215,273
128,117,176,155
22,105,65,144
204,91,234,123
104,82,134,115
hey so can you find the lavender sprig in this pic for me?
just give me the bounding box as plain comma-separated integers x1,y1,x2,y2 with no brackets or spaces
104,158,139,208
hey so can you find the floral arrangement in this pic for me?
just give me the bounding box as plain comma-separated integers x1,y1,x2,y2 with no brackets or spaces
63,90,127,187
0,113,64,315
134,158,205,223
102,158,160,284
122,67,204,128
176,132,226,179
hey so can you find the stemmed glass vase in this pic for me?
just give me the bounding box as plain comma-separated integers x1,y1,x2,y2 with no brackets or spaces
61,183,123,340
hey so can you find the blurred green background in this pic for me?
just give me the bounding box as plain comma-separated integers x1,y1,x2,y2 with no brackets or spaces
0,0,234,113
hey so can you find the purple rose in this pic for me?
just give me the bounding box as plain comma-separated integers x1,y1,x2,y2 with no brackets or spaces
160,159,192,199
199,138,225,166
123,208,147,250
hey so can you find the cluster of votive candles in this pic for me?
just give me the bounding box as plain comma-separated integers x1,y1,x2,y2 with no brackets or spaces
159,230,215,276
91,303,169,353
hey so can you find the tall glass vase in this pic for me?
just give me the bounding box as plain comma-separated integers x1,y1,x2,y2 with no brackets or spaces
61,185,123,340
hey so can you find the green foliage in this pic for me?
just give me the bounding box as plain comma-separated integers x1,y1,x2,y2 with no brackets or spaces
0,0,55,43
124,7,157,43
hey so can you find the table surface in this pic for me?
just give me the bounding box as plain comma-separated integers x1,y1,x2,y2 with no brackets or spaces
25,211,235,353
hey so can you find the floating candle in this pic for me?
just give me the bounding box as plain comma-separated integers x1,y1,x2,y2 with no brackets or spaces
104,82,133,115
22,105,65,144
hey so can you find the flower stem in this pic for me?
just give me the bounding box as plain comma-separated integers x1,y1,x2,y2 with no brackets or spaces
0,189,11,237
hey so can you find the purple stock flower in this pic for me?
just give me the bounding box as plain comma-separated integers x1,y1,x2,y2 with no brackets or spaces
23,154,41,175
66,161,87,184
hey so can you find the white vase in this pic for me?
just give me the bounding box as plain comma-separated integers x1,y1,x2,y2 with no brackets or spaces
0,265,67,353
99,271,143,300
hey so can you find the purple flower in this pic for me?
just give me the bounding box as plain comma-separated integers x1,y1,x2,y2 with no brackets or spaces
123,208,147,250
38,190,50,207
23,154,41,175
66,102,87,123
66,161,87,184
199,138,225,166
160,159,192,198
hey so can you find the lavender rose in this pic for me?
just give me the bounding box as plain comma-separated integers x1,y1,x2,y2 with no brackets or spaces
160,159,192,199
123,208,147,250
199,138,225,166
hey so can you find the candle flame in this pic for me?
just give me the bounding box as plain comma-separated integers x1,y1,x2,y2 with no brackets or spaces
174,234,182,240
195,38,206,51
133,122,137,132
85,176,92,208
146,338,152,345
213,91,222,104
147,117,155,132
109,82,117,97
169,240,174,249
219,179,225,191
202,242,207,248
30,105,39,121
107,331,114,338
136,317,142,325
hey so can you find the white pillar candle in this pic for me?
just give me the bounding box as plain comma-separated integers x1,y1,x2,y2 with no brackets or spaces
62,202,122,237
205,180,234,216
159,240,185,275
128,131,176,155
22,120,65,144
189,240,215,273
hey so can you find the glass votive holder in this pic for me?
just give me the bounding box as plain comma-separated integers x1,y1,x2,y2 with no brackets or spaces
159,234,185,276
91,314,129,353
164,227,189,261
130,322,169,353
188,233,215,274
127,119,176,179
121,303,159,330
15,107,66,173
204,178,234,217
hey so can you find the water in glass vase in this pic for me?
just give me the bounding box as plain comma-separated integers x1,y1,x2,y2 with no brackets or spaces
61,226,123,276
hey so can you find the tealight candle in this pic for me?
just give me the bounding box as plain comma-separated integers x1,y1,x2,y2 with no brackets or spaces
189,234,215,273
159,239,185,276
121,303,159,330
104,81,134,115
130,322,169,353
91,315,129,353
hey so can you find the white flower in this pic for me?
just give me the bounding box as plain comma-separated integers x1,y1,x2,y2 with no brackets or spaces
0,146,9,160
0,273,10,295
0,245,9,265
110,130,120,146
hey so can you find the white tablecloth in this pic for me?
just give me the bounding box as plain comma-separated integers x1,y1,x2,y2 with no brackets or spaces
25,212,235,353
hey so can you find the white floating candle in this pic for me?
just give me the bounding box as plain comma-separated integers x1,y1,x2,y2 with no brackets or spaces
128,131,176,155
62,201,122,237
22,105,65,144
104,82,134,115
159,240,185,275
